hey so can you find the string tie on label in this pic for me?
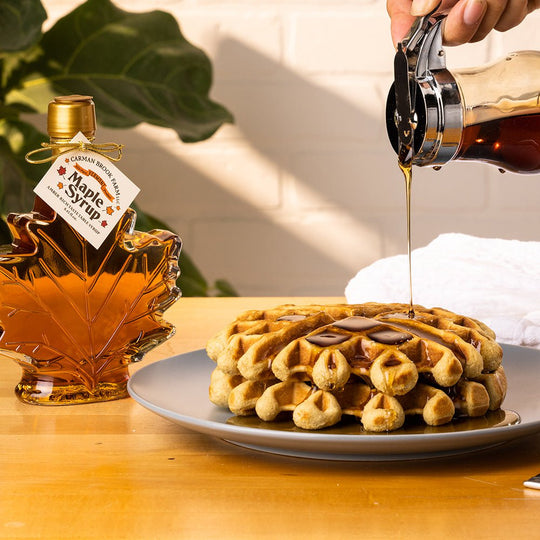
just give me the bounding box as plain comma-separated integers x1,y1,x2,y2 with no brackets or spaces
25,140,124,164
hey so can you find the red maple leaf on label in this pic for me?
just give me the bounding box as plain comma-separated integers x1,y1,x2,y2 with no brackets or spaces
57,166,66,175
101,220,108,227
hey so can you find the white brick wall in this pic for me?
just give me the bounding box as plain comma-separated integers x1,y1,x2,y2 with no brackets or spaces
41,1,540,296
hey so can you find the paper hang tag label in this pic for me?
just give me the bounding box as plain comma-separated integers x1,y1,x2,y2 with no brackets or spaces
34,132,140,249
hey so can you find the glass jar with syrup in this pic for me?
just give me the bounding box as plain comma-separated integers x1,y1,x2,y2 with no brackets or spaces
0,96,182,405
386,10,540,174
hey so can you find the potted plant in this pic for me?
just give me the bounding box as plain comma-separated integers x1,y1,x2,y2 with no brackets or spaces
0,0,236,296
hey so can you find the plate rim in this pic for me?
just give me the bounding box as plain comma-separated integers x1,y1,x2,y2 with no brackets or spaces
128,344,540,459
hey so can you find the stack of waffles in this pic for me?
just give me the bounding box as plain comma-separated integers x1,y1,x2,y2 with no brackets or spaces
207,303,507,431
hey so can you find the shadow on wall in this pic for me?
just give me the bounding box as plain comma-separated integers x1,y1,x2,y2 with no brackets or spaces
213,35,398,214
113,36,505,296
22,22,540,297
119,35,408,296
104,36,399,295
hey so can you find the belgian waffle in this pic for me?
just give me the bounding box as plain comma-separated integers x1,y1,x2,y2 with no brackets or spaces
207,303,506,432
207,303,382,377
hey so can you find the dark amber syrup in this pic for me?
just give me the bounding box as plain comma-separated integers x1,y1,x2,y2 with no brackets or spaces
457,113,540,173
227,409,520,435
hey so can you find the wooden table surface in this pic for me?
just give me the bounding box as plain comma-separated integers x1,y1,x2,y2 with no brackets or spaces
1,297,540,539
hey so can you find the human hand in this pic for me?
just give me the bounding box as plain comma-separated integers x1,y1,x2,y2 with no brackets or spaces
387,0,539,47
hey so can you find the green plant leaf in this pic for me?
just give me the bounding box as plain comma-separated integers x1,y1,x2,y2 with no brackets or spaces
0,0,46,52
214,279,239,297
19,0,233,142
0,119,48,232
0,0,237,296
1,45,45,101
130,202,207,288
132,202,237,297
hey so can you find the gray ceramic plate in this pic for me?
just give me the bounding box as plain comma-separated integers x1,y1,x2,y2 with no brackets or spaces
127,344,540,461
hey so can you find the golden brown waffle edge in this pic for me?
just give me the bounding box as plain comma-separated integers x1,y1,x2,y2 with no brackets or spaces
207,303,505,432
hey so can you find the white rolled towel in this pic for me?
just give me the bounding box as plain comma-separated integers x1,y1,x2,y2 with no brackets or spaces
345,233,540,348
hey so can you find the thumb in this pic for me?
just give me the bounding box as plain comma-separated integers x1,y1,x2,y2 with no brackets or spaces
390,15,416,46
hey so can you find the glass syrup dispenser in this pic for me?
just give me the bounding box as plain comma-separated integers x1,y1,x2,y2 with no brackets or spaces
386,6,540,174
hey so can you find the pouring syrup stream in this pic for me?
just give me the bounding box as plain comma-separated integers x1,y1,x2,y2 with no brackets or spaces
399,159,415,318
393,39,416,319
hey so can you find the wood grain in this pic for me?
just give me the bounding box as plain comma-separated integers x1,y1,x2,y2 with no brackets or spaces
1,297,539,539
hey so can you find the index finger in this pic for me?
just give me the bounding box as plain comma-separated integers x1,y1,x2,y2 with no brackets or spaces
387,0,417,46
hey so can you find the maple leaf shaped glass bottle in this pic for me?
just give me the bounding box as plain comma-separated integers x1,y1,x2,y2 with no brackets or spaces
0,95,181,404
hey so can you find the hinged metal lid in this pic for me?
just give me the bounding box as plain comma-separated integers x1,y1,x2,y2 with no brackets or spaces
387,7,463,167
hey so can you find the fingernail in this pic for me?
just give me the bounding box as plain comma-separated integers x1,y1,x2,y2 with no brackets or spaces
411,0,439,16
463,0,486,25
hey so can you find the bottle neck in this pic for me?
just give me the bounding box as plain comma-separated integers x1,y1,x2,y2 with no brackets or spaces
34,96,96,218
47,95,96,139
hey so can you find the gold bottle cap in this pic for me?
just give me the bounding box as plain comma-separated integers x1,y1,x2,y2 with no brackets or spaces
47,95,96,140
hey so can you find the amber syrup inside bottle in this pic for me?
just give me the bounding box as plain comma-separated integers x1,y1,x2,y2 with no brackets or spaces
456,113,540,173
0,96,181,405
